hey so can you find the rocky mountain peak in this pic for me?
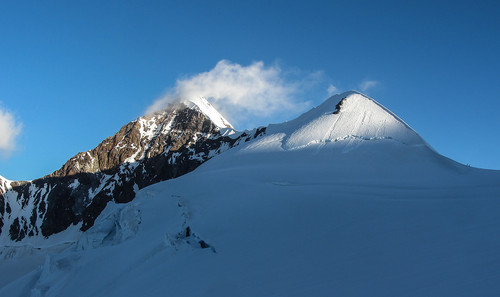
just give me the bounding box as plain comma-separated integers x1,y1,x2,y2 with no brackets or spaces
50,101,231,178
0,101,264,242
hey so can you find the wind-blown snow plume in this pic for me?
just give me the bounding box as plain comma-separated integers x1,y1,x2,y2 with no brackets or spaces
146,60,310,128
327,84,339,95
0,107,22,157
359,80,379,92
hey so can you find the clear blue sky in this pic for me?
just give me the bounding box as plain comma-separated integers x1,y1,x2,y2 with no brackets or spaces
1,0,499,181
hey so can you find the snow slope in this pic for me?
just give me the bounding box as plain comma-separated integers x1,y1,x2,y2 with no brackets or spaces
1,91,500,296
267,91,428,151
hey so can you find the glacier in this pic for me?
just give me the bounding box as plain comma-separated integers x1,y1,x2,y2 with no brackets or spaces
1,91,499,296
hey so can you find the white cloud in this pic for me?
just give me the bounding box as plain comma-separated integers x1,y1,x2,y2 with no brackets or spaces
358,80,379,92
327,84,339,96
0,107,22,157
146,60,311,128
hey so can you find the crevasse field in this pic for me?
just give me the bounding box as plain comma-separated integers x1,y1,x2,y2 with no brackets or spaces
1,92,499,296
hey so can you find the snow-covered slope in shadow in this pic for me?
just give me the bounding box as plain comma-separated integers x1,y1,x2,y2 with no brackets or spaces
1,91,499,297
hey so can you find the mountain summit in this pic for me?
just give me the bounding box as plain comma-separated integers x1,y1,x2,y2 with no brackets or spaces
272,91,427,151
183,97,234,129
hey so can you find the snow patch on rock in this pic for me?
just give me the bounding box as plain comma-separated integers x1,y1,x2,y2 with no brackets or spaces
0,175,11,194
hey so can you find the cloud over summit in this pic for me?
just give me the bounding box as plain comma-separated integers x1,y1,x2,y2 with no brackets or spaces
359,80,379,92
146,60,310,128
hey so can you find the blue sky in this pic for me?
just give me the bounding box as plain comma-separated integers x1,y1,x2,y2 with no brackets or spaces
0,0,499,181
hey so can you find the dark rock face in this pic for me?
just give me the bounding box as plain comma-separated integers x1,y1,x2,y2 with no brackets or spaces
333,97,346,114
0,103,266,241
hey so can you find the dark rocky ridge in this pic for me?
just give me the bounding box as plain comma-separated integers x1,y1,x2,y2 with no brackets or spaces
0,102,266,241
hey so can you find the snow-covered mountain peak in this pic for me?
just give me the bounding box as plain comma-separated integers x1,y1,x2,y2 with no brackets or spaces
183,97,234,129
255,91,428,151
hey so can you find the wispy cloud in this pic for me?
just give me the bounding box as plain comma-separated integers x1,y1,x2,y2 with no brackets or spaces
0,107,22,158
327,84,339,96
146,60,312,128
358,80,379,92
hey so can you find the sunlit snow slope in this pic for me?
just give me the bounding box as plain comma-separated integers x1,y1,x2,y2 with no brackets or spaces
1,91,499,297
0,175,10,194
185,97,234,129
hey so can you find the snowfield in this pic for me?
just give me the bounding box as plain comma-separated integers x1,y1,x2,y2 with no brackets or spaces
1,92,499,296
